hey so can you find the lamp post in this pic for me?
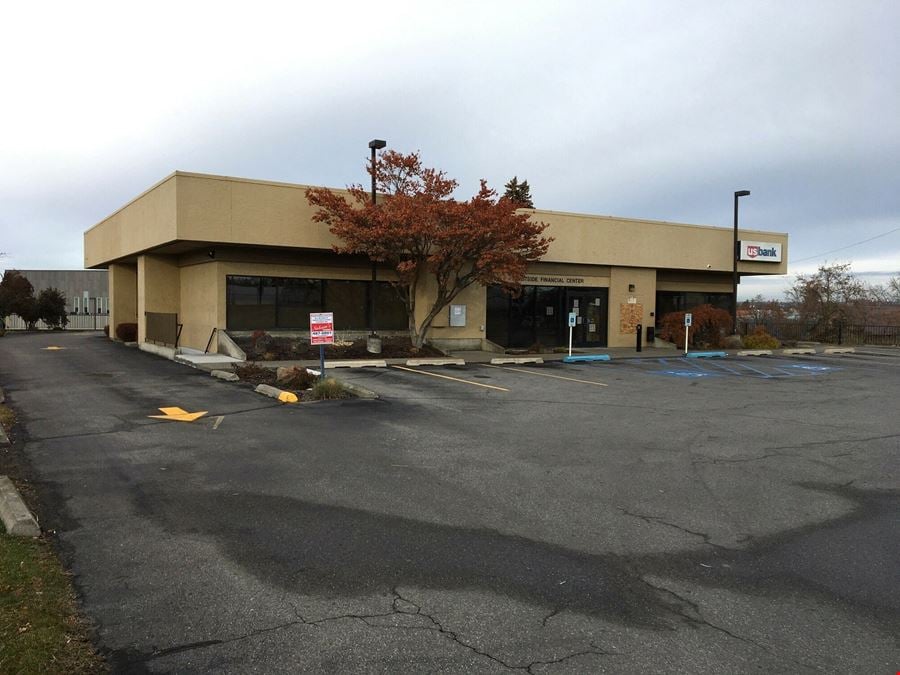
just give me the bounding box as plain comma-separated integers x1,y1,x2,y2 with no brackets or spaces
367,139,387,353
732,190,751,334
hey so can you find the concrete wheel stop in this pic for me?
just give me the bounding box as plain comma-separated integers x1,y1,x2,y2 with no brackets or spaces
0,476,40,537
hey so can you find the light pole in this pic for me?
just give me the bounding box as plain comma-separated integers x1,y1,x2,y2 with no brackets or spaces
367,139,386,353
732,190,750,334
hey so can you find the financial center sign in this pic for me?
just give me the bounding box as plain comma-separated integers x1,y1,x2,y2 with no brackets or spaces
739,240,782,263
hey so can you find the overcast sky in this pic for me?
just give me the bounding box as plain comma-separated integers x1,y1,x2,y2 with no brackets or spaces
1,1,897,299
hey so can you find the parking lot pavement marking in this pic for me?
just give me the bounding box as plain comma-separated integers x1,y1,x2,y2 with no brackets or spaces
391,365,509,392
483,364,609,387
212,415,224,430
148,407,209,422
41,346,66,350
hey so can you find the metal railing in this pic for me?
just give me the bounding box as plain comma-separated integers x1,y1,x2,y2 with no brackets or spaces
739,320,900,346
2,313,110,331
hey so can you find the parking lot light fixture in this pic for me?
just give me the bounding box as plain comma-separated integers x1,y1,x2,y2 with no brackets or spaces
732,190,751,334
367,139,387,351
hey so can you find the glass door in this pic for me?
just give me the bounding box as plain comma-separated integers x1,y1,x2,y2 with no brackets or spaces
567,289,608,347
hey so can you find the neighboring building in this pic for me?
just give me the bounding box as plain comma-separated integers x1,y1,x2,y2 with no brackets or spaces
17,269,109,315
83,171,788,352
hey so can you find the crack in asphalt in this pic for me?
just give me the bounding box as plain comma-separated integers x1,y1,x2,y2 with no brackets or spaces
617,507,733,550
131,588,615,672
638,578,818,673
290,588,615,673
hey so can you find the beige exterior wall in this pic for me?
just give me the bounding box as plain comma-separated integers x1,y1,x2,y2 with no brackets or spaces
531,209,788,275
179,262,221,352
608,267,657,348
86,172,788,276
85,175,178,268
137,254,180,344
108,263,137,339
176,174,343,250
422,279,486,342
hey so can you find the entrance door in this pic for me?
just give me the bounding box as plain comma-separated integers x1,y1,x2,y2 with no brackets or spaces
567,289,608,347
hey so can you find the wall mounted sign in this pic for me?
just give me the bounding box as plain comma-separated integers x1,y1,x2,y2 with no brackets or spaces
521,274,609,287
739,241,782,262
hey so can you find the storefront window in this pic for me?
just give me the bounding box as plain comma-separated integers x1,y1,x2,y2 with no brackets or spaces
655,291,731,326
487,285,605,348
226,275,406,331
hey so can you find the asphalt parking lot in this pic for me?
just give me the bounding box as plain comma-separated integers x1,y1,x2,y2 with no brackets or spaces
1,332,898,673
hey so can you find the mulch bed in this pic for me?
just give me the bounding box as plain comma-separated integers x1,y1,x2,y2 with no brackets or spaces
232,335,444,361
231,364,352,402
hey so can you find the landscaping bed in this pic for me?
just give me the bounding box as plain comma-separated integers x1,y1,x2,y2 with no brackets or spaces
231,333,444,361
233,364,352,401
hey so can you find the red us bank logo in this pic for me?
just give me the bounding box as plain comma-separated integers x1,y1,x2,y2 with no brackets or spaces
745,244,778,259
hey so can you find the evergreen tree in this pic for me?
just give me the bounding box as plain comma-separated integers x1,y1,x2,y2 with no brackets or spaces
503,176,534,208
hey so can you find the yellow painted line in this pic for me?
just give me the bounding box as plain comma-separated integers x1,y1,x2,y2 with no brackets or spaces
391,365,509,392
482,363,608,387
148,407,208,423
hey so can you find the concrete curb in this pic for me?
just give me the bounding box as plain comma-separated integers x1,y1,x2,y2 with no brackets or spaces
823,347,855,355
325,360,387,368
405,358,466,366
0,476,40,537
337,380,379,399
254,384,299,403
490,357,544,365
211,369,239,381
783,348,816,355
737,350,773,356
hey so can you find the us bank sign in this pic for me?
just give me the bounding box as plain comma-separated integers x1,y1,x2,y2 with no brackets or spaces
739,241,782,262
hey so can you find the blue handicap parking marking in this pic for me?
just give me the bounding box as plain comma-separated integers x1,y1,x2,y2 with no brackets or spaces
655,369,719,378
621,356,839,381
782,363,836,372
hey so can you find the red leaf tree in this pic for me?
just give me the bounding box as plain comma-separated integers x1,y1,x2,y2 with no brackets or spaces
306,151,553,348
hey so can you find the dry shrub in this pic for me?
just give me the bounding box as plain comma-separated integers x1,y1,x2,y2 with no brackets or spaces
659,304,732,348
115,322,137,341
309,378,350,400
280,368,317,390
743,327,780,349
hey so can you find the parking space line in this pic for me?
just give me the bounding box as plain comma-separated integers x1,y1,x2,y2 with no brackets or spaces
483,364,608,387
734,362,776,378
391,365,509,391
705,361,744,375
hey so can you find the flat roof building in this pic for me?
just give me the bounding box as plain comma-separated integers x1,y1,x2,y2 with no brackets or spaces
84,171,788,353
15,269,108,316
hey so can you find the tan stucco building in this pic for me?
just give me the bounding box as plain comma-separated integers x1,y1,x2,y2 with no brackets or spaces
84,171,788,353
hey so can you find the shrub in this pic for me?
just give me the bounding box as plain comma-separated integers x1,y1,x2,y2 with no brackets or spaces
250,330,273,356
743,327,780,349
309,378,350,400
279,368,317,390
658,304,733,348
36,287,68,329
115,322,138,341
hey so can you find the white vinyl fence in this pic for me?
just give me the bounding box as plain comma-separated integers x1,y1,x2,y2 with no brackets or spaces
2,313,109,331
